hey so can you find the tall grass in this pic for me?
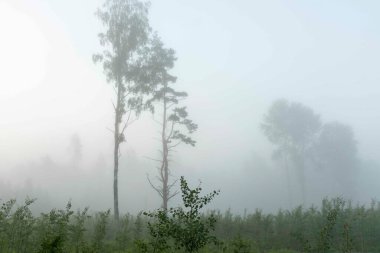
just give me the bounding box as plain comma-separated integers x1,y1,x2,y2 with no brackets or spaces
0,197,379,252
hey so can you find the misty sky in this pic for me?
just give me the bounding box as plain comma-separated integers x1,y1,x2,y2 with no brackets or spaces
1,0,380,213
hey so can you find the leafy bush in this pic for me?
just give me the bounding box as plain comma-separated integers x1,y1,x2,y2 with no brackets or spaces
36,201,73,253
0,196,380,252
141,176,220,253
92,209,111,253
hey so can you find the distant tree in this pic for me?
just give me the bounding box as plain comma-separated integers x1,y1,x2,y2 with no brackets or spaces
314,122,358,197
146,36,197,210
261,99,321,206
93,0,155,220
67,133,82,167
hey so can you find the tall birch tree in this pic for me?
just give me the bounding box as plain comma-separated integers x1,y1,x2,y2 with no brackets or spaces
93,0,153,220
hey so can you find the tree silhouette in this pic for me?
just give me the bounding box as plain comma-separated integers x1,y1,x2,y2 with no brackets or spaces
93,0,155,220
145,36,197,210
314,122,358,197
261,99,321,206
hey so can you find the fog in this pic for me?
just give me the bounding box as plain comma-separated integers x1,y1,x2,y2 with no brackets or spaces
1,0,380,215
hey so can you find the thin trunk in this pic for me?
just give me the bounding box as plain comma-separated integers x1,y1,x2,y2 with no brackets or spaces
300,148,306,207
161,84,169,210
296,157,306,207
284,154,293,209
300,168,306,207
114,82,122,220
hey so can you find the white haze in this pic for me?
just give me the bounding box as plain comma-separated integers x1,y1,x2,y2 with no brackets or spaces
1,0,380,214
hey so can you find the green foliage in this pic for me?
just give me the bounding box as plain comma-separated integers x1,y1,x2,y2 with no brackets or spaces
0,198,35,253
261,99,321,148
341,223,354,253
0,199,16,251
267,250,298,253
93,0,152,95
133,213,145,240
92,209,111,253
115,214,132,250
229,235,256,253
142,176,220,253
36,201,74,253
172,177,219,252
93,0,163,220
1,197,380,252
316,199,340,253
93,0,171,116
314,122,358,193
145,33,197,211
69,207,90,253
261,99,322,206
168,107,198,146
296,198,343,253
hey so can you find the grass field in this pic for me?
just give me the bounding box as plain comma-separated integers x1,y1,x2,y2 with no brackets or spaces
1,197,380,253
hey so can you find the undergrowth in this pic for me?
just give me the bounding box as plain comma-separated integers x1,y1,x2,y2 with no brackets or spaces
0,195,379,252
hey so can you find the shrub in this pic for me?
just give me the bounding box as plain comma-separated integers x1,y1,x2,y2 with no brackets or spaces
141,176,220,253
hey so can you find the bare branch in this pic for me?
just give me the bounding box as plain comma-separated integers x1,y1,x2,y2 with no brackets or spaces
120,110,132,136
167,102,176,110
167,121,176,142
168,190,179,200
125,109,132,124
168,140,182,150
146,174,163,197
119,111,139,139
167,179,178,190
143,156,163,163
155,175,164,183
122,91,131,100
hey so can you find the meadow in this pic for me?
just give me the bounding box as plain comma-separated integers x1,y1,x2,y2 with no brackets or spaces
1,195,380,253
